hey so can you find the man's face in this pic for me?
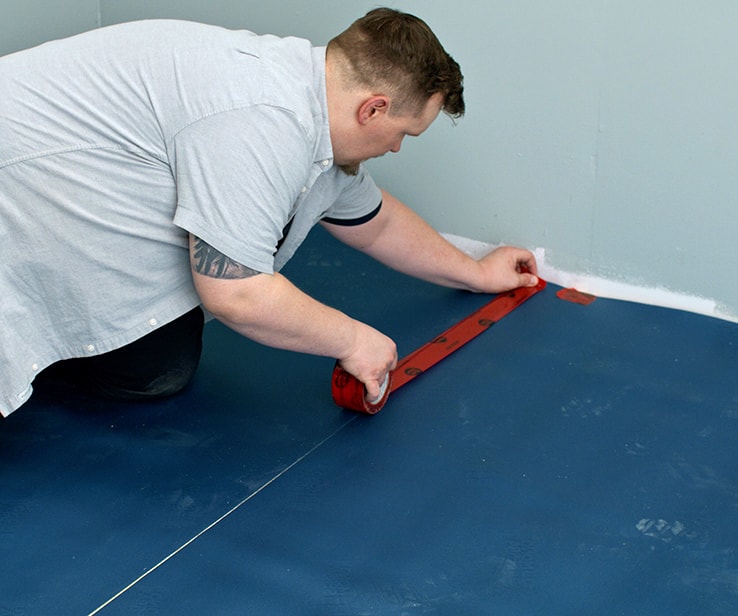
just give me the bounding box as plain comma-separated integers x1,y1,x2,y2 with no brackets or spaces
337,93,444,175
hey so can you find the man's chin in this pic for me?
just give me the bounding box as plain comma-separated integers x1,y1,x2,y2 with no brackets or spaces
338,162,361,176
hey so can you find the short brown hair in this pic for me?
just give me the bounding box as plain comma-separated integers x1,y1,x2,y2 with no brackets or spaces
328,7,465,119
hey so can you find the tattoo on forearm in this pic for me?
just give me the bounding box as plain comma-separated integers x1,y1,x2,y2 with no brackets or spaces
191,237,261,279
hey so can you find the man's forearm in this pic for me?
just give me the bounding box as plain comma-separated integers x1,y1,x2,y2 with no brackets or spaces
198,271,357,357
323,190,539,294
192,269,397,398
324,190,485,291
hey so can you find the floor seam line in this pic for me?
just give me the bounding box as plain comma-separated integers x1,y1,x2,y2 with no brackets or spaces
87,415,358,615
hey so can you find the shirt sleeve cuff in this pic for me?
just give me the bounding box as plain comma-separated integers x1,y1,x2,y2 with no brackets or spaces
321,201,382,226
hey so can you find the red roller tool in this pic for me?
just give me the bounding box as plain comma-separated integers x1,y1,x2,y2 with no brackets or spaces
332,277,547,413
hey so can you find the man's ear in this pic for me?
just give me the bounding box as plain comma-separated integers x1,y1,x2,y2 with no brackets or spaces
357,95,390,125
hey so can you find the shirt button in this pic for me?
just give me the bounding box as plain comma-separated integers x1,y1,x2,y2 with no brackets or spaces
300,186,307,193
149,318,158,327
85,344,96,353
321,160,330,167
31,363,39,371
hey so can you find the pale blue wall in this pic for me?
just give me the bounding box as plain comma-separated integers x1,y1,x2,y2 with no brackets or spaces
3,1,737,318
0,0,99,55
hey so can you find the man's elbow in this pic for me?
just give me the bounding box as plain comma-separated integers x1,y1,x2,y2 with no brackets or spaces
192,271,270,327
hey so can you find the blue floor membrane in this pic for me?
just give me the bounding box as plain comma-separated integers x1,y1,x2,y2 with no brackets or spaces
2,227,737,615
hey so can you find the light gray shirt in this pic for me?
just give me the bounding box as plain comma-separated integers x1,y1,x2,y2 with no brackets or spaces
0,20,381,416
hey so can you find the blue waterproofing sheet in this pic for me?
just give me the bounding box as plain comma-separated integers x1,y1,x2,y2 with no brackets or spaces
1,227,737,615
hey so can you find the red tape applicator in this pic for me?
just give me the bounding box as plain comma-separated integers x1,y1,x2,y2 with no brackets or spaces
332,276,547,414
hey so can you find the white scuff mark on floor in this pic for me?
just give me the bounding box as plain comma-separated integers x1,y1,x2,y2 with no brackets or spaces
635,518,687,543
442,233,737,324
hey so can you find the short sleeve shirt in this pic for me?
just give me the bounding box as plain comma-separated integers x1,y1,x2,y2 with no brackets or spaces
0,20,382,416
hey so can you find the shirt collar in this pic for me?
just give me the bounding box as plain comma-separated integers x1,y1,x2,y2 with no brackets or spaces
312,46,334,169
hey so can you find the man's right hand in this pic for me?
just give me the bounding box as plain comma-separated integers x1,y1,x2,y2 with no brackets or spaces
338,322,397,401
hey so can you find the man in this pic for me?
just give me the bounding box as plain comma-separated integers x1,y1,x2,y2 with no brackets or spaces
0,8,538,417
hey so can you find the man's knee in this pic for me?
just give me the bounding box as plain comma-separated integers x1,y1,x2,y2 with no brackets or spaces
96,357,200,401
38,307,205,402
93,308,204,401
